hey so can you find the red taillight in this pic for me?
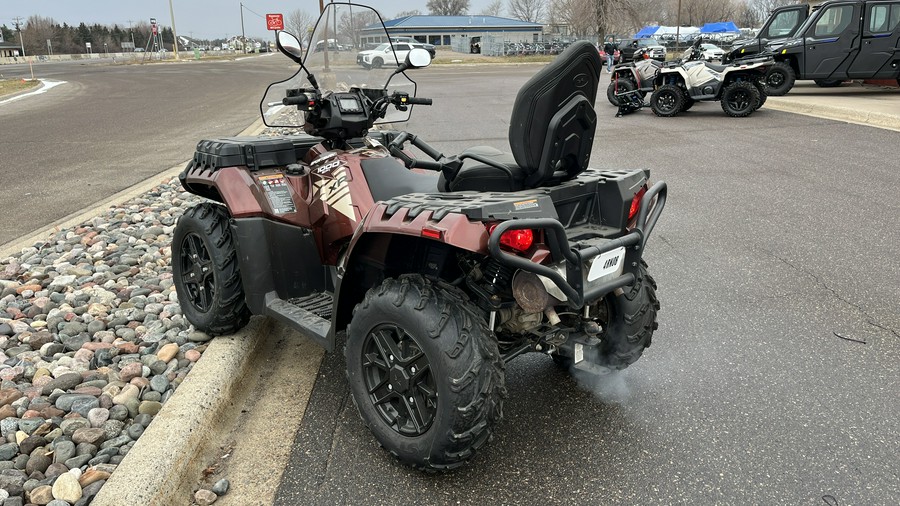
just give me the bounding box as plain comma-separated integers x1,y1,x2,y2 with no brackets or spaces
488,224,534,252
421,227,442,240
629,186,648,220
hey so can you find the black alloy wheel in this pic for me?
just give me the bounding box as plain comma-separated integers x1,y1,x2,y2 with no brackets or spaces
346,275,505,471
721,80,760,117
372,57,383,69
179,233,215,313
172,203,250,335
765,62,795,96
362,324,438,437
650,84,684,117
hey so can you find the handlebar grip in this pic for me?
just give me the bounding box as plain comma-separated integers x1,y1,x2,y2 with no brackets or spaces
282,96,306,106
389,145,415,167
406,97,432,105
411,159,444,171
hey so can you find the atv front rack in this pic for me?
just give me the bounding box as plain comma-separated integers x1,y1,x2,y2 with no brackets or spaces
488,181,666,309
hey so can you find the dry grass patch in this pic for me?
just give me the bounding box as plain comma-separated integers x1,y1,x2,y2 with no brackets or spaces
0,79,40,97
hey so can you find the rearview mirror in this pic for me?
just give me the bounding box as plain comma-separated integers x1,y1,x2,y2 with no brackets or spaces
405,48,432,69
277,31,304,63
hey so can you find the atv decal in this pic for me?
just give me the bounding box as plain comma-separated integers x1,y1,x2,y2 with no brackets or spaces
312,167,354,220
258,173,297,214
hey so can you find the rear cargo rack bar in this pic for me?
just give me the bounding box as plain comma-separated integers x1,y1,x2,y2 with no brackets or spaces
488,180,667,309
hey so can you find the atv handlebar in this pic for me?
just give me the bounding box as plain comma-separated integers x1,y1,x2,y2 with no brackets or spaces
388,131,445,171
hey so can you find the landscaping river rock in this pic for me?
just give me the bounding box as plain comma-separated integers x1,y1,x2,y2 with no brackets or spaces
0,177,211,505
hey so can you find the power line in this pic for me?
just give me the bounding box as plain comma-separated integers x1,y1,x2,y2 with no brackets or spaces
241,5,265,19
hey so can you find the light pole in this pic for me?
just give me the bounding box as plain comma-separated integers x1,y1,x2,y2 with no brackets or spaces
169,0,180,60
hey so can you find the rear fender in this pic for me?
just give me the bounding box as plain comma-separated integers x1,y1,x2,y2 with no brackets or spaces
329,204,493,337
179,165,261,215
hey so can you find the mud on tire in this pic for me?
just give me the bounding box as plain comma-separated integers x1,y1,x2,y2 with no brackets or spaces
346,275,506,471
172,203,250,335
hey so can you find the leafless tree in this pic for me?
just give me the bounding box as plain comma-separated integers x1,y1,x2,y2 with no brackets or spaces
395,10,422,18
680,0,741,26
551,0,597,37
426,0,470,15
24,16,57,56
339,11,380,49
287,9,315,43
507,0,546,23
479,0,505,16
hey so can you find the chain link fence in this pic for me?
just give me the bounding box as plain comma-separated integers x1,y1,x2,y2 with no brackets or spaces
451,33,598,57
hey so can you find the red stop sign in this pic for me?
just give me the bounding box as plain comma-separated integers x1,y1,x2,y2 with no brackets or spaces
266,14,284,31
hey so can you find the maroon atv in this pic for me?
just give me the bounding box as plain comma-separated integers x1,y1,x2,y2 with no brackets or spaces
173,2,666,471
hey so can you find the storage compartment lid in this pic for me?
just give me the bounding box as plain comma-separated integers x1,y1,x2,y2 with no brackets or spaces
193,136,297,171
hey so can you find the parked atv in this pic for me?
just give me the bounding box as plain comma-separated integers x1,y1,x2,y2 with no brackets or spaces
173,2,666,471
609,40,769,117
606,48,662,108
649,40,772,117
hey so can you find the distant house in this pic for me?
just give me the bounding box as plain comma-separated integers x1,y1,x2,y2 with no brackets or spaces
361,15,544,49
0,41,21,58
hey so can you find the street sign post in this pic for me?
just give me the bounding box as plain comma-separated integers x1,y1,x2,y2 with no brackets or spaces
266,14,284,31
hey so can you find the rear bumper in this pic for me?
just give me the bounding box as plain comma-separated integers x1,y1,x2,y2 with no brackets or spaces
487,181,667,309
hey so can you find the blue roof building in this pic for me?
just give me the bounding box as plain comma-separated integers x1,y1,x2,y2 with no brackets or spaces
361,15,544,49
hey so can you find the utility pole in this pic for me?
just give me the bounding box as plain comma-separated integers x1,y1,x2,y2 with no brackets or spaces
240,3,246,53
675,0,682,53
169,0,180,60
128,20,136,50
13,16,25,57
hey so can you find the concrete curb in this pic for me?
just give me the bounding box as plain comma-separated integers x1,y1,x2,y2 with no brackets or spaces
766,96,900,133
91,317,274,505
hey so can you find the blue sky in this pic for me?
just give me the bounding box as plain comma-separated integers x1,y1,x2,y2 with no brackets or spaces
1,1,498,40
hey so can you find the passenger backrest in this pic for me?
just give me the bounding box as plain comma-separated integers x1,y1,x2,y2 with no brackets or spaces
508,40,602,188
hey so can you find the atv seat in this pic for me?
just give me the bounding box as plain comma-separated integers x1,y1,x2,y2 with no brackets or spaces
704,62,729,72
362,157,438,202
440,40,601,192
438,147,526,192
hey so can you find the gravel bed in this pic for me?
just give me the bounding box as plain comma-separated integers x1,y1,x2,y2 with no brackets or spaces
0,178,211,505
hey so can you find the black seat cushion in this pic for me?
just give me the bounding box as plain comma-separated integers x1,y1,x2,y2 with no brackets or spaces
438,146,526,192
361,157,438,202
704,62,728,72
